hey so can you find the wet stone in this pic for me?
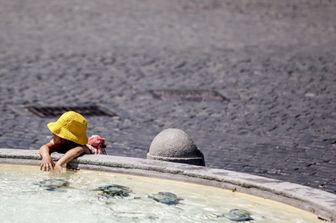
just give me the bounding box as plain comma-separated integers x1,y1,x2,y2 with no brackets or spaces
148,192,180,205
225,209,253,222
36,179,69,191
94,184,131,198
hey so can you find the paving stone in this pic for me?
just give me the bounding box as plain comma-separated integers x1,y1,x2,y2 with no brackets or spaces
0,0,336,194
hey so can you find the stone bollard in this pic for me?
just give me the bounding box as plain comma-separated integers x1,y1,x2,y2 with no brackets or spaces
147,128,205,166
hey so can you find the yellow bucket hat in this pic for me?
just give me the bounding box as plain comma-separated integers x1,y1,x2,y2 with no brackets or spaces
47,111,88,145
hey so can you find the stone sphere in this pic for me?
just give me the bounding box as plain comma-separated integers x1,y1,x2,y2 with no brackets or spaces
147,128,205,166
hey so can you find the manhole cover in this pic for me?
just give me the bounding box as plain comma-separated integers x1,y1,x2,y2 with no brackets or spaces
25,105,116,118
150,89,228,102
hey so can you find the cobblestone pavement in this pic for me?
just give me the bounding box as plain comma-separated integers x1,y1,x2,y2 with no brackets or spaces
1,0,336,193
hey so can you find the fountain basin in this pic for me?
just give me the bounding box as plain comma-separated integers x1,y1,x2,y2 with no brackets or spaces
0,148,335,222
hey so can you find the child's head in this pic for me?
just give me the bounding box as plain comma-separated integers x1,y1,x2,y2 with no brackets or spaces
47,111,88,145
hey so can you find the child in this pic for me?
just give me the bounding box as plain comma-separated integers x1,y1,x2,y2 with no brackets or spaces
87,135,107,155
39,111,106,172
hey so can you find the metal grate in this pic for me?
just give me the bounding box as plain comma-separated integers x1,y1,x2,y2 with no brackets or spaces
150,89,228,102
25,105,116,118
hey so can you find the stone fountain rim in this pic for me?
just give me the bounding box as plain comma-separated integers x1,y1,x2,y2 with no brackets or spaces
0,148,335,222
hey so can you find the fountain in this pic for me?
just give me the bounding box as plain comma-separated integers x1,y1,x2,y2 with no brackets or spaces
0,148,335,223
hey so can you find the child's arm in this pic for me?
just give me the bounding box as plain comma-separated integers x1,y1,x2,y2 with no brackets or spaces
54,146,86,172
39,142,56,171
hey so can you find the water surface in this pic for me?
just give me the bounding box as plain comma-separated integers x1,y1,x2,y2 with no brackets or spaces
0,164,322,223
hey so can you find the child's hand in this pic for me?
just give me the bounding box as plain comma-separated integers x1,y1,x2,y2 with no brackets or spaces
40,157,55,171
53,163,64,173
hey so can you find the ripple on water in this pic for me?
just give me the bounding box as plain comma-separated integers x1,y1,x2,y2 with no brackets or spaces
0,164,324,223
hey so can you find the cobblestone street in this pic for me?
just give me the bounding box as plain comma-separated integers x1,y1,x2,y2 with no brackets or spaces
0,0,336,193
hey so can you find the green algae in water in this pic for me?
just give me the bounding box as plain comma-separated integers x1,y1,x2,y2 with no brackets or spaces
35,178,70,191
94,184,132,198
148,192,180,205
